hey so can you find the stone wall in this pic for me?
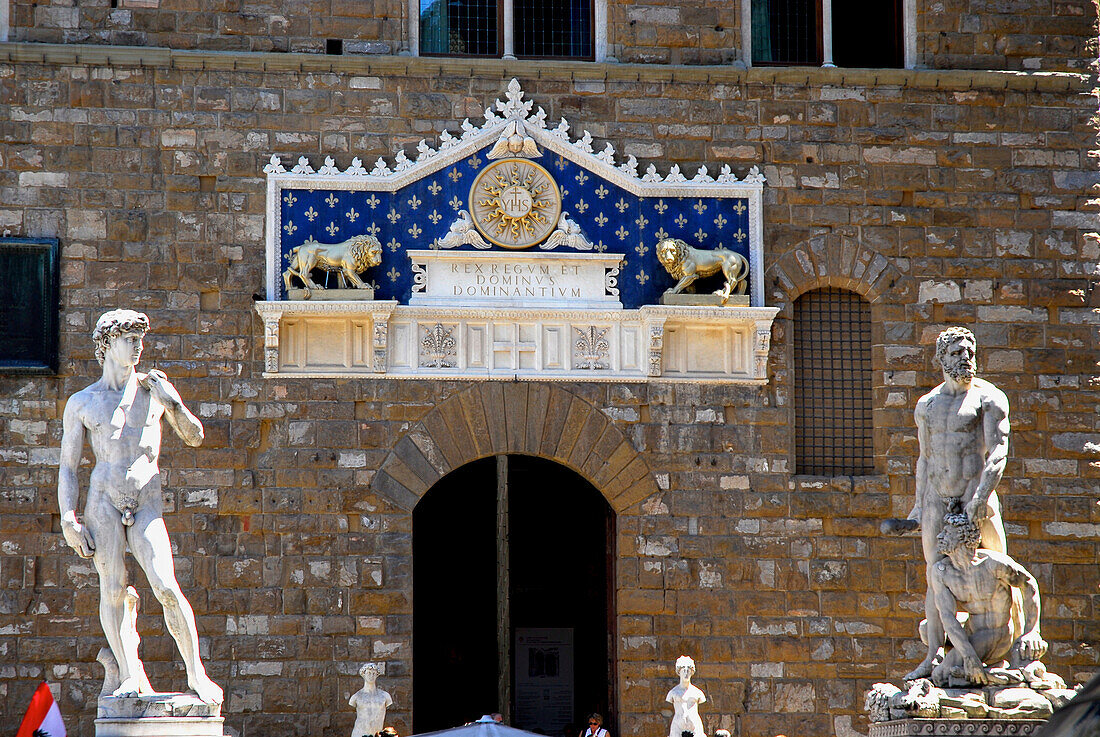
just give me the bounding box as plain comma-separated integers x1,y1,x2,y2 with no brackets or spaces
9,0,1098,70
0,53,1097,737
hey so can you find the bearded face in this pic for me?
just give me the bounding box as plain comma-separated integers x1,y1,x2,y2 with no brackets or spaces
940,336,976,382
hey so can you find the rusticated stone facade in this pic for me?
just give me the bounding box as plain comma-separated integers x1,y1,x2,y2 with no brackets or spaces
0,7,1098,737
9,0,1098,70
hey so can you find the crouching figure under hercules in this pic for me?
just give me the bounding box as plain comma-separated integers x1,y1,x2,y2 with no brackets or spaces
58,309,222,704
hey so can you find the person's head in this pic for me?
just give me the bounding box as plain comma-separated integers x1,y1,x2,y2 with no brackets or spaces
491,713,503,724
674,655,696,679
359,662,381,682
587,713,603,730
935,327,976,384
379,727,398,737
93,309,150,367
937,512,982,556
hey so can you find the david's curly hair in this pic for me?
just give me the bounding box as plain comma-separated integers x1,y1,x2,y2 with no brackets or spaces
935,326,975,368
92,309,149,365
942,512,982,551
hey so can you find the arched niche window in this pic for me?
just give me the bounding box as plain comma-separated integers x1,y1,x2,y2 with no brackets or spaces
793,287,874,475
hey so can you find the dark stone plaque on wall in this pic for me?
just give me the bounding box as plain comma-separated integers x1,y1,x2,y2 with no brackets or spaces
0,237,60,374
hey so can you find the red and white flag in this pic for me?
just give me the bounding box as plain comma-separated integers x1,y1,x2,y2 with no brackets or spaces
16,681,67,737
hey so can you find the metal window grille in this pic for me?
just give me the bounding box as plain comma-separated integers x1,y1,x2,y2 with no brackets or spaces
420,0,500,56
420,0,592,58
793,288,874,476
515,0,593,59
751,0,821,65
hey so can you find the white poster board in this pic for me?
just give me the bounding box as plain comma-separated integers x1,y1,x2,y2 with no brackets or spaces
514,627,574,734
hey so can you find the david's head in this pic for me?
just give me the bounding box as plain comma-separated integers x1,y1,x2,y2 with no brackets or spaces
359,662,380,681
935,327,976,383
93,309,150,367
937,512,981,556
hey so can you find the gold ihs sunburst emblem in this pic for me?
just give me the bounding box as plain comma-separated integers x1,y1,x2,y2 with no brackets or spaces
469,158,562,249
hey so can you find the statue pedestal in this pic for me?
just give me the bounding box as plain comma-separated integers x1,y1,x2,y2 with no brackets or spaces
95,694,226,737
287,287,375,301
659,293,750,306
868,718,1046,737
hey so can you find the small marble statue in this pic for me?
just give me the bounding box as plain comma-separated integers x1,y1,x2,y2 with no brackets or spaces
58,309,222,704
907,327,1011,681
350,663,393,737
666,656,706,737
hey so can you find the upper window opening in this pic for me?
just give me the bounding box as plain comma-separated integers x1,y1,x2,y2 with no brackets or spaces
751,0,904,68
420,0,594,59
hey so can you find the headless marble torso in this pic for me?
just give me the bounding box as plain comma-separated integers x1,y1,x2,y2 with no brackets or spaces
350,683,392,737
666,683,706,737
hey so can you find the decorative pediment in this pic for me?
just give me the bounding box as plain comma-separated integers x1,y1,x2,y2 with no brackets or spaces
259,78,777,383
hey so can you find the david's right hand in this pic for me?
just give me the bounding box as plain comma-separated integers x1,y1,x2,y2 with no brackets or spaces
62,517,95,558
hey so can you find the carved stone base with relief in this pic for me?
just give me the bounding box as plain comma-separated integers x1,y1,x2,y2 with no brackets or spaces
659,293,750,307
287,287,375,301
96,693,226,737
868,718,1045,737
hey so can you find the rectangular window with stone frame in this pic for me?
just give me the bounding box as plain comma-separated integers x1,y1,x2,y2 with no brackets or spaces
0,237,61,374
418,0,595,59
750,0,904,67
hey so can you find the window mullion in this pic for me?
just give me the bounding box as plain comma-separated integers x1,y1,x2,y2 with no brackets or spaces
502,0,515,59
821,0,835,67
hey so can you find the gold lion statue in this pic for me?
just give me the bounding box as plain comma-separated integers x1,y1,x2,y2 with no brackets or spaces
282,234,382,292
656,237,750,305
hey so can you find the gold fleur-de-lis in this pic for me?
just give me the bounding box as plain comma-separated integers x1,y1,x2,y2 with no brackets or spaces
594,212,608,227
615,197,629,213
325,221,340,237
283,220,297,235
654,227,669,240
283,192,298,206
615,226,629,241
693,199,707,214
653,199,668,214
448,167,462,183
408,194,422,210
467,155,482,168
674,214,688,228
693,228,707,242
387,208,401,224
555,155,567,171
366,193,380,210
733,228,747,243
635,242,649,257
366,222,381,236
595,185,609,199
561,188,570,199
449,195,463,211
575,171,589,185
346,207,359,223
428,181,442,196
387,266,400,282
304,206,319,222
594,240,608,252
428,209,442,224
387,237,401,252
636,271,649,285
714,213,727,229
733,200,747,216
575,199,589,214
325,193,339,208
408,223,423,239
635,213,649,230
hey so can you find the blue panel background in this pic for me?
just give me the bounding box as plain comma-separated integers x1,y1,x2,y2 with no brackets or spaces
279,147,751,309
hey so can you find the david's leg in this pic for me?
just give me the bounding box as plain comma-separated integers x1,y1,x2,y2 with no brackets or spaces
87,496,143,696
129,510,222,703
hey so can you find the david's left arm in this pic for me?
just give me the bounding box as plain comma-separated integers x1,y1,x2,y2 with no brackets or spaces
143,369,204,447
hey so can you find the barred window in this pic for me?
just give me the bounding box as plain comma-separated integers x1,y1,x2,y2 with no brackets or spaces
751,0,903,67
420,0,593,59
793,288,874,476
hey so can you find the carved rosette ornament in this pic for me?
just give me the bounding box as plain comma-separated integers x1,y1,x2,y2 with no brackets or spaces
469,158,562,249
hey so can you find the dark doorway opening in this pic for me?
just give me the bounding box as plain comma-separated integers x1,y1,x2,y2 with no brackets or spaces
413,455,614,735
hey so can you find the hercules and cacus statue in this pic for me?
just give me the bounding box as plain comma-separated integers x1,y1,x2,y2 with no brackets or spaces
655,237,749,306
282,234,383,299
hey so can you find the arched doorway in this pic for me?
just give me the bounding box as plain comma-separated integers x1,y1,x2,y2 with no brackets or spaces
413,455,615,735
